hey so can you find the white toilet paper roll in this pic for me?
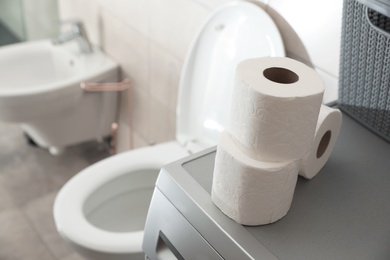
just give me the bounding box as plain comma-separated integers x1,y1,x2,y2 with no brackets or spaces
229,57,324,162
211,131,299,226
299,105,342,179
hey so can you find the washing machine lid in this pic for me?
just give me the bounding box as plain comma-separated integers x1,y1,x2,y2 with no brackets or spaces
176,1,285,148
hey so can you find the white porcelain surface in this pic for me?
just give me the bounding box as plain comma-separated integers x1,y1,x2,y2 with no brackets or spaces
176,1,285,147
198,0,268,11
54,142,189,259
0,39,119,152
0,39,117,122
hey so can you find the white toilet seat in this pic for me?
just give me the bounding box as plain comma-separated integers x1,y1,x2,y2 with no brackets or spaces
54,141,189,254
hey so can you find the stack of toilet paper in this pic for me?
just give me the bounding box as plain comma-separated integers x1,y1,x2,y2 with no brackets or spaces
211,57,342,226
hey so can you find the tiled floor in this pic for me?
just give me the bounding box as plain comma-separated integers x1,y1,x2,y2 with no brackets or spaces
0,122,112,260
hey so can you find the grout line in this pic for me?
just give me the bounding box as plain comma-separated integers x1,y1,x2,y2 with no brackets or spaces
17,197,58,259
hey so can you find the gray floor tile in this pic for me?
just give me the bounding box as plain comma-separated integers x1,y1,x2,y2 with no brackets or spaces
0,122,20,136
0,158,57,206
0,121,111,259
0,137,110,207
0,123,25,173
59,253,87,260
0,207,54,260
22,192,75,259
0,181,14,211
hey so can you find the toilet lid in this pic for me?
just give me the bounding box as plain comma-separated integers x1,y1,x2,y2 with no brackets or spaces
176,1,285,147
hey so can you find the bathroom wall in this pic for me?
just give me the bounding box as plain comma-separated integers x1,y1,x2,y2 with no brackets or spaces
23,0,59,40
0,0,58,41
58,0,342,153
0,0,25,40
267,0,342,103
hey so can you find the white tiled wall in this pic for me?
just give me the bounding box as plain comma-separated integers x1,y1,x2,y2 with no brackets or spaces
266,0,343,102
0,0,59,41
24,0,59,40
58,0,342,153
0,0,25,39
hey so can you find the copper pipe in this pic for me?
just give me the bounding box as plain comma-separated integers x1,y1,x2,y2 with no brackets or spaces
80,78,130,92
110,122,118,155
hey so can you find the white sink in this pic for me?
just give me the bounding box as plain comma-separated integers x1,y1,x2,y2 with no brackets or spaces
0,39,119,154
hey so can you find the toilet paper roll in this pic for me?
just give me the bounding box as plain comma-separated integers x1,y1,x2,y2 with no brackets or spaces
299,105,342,179
229,57,324,162
211,131,299,226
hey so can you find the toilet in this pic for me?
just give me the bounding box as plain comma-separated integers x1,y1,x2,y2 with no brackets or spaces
53,2,285,259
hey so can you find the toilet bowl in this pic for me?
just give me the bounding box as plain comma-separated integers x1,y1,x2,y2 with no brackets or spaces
54,142,189,260
53,1,285,259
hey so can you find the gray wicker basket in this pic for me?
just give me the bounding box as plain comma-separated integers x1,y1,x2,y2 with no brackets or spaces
339,0,390,141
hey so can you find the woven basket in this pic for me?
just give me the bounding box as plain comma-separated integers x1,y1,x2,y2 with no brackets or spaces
339,0,390,141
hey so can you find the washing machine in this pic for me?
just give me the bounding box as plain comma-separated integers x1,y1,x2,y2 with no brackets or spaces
143,112,390,259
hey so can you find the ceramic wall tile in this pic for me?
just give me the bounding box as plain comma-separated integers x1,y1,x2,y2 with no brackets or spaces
97,0,150,37
101,10,149,91
149,41,182,114
150,97,176,144
149,0,210,60
101,10,150,145
24,0,59,40
133,132,151,149
58,0,101,46
129,82,151,144
267,0,342,77
0,0,25,40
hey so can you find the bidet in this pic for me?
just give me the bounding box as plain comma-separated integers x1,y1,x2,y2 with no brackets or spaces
0,39,120,154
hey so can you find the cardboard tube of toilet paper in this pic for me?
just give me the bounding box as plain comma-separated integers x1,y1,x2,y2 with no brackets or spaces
229,57,324,162
299,105,342,179
211,131,299,226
